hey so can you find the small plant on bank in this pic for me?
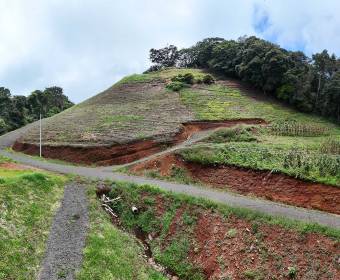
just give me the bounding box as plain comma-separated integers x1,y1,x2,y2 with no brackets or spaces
206,125,257,143
166,81,187,91
287,266,297,278
202,74,215,84
171,73,195,84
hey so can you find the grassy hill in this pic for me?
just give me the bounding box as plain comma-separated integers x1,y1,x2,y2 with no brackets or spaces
13,68,340,169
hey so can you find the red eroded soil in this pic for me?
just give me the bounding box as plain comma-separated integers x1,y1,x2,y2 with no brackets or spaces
0,162,36,170
189,211,339,279
12,119,266,166
147,194,340,279
130,154,340,214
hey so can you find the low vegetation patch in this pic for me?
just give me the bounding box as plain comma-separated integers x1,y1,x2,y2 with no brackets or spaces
179,143,340,186
204,125,257,143
0,168,66,279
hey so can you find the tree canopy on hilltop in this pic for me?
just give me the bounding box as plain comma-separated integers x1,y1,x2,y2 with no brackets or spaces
147,36,340,122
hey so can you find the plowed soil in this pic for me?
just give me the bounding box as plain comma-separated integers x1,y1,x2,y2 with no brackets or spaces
13,119,266,166
130,154,340,214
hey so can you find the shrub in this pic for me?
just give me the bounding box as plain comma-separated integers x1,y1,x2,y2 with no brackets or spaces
195,78,203,84
202,74,214,84
166,81,187,91
206,125,257,143
171,73,194,84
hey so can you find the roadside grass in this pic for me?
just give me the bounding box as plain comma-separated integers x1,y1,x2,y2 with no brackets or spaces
108,181,340,240
0,154,12,164
179,142,340,186
0,169,34,178
76,184,167,280
5,148,96,167
91,180,340,278
0,166,66,280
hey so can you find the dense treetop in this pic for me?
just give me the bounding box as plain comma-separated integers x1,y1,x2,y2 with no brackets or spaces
147,36,340,122
0,86,73,135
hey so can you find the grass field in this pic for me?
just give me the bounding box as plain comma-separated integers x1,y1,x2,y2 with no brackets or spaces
0,158,66,280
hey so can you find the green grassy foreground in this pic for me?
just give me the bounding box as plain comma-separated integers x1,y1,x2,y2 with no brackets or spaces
0,161,66,280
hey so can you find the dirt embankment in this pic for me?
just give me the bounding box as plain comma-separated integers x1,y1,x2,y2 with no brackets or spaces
12,118,266,166
103,187,340,280
130,154,340,215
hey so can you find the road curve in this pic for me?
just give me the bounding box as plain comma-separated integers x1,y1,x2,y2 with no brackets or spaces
1,125,340,229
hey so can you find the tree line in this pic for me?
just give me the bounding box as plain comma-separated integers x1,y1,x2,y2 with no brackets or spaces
0,86,74,135
147,36,340,122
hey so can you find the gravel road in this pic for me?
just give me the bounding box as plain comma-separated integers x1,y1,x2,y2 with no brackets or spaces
1,125,340,229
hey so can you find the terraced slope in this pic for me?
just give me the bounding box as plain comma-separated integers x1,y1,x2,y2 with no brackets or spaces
13,68,340,166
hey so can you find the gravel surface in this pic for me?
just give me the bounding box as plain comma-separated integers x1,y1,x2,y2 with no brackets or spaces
38,184,89,280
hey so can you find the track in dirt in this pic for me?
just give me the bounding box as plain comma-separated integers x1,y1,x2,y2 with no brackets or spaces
13,118,266,166
130,154,340,215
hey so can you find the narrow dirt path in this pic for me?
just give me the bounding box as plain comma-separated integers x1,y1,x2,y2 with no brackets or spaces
38,184,89,280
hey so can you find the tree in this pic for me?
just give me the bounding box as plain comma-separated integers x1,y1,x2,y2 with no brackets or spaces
149,45,179,67
321,71,340,120
312,50,337,109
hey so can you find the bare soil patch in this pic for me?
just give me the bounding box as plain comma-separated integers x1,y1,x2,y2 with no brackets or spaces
0,162,37,170
130,154,340,214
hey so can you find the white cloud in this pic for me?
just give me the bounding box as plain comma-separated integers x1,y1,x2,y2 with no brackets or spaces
0,0,339,103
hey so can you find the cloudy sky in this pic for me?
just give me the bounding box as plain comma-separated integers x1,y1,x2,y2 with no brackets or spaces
0,0,339,103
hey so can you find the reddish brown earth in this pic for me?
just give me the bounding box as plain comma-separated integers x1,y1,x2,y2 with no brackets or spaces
12,119,266,166
145,193,340,279
0,162,37,170
130,154,340,215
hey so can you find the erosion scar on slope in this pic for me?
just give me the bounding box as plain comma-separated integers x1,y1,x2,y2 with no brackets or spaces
38,184,89,280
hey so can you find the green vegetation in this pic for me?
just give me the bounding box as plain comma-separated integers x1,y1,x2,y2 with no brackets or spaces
77,185,166,280
179,142,340,186
148,36,340,121
166,72,215,92
205,125,257,143
0,166,66,279
106,181,339,239
269,121,330,136
0,86,73,136
0,154,11,164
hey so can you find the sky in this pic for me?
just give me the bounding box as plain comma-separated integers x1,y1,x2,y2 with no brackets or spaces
0,0,339,103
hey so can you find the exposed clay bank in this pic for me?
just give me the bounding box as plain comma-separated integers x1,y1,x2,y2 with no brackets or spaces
130,154,340,215
13,119,266,166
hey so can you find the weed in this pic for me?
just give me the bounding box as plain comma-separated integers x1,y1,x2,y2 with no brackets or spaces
243,269,264,280
227,228,238,238
287,266,297,278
